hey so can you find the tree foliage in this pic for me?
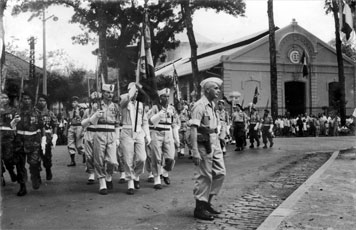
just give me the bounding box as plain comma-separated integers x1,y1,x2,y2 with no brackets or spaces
11,0,246,93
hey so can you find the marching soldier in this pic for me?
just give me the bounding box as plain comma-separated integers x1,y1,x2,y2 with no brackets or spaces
216,100,229,155
11,92,45,196
35,94,58,180
249,107,261,148
82,84,120,195
81,91,101,184
177,102,191,158
119,83,150,195
66,96,85,167
0,93,17,184
148,88,179,189
261,109,274,148
232,104,247,151
190,77,225,221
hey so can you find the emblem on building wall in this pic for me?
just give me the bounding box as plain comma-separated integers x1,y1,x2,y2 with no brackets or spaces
289,50,300,64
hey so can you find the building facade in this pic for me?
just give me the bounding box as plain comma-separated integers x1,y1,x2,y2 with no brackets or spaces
156,19,356,117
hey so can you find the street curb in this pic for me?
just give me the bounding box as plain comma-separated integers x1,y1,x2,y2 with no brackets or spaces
256,150,339,230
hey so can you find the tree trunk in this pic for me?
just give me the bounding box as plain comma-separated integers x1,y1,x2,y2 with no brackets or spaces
98,3,108,83
332,0,346,126
0,1,6,95
267,0,278,119
181,0,200,100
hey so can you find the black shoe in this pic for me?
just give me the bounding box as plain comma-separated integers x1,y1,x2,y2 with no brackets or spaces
9,171,17,182
46,168,53,181
249,145,254,149
134,180,140,189
17,183,27,196
106,181,113,190
67,162,76,167
188,156,193,160
162,176,170,185
178,153,184,159
153,184,162,189
126,188,134,195
99,188,108,195
257,142,260,147
118,178,126,184
223,152,226,156
87,179,95,185
270,142,274,148
147,177,154,183
31,174,41,190
206,203,221,215
194,208,214,221
263,145,268,149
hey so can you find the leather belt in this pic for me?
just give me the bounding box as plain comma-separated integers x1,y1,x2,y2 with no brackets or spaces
149,127,170,131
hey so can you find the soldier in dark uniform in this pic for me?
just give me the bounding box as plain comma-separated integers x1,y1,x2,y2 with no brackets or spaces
35,94,58,180
11,92,45,196
190,77,226,221
232,104,247,151
0,93,17,185
249,107,261,148
261,109,274,148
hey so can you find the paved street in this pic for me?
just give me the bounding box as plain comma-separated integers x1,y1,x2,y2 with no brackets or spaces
1,136,355,230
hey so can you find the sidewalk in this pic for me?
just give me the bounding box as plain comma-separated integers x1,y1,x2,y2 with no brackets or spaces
258,148,356,230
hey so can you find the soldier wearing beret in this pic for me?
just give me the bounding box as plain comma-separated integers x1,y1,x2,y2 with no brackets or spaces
190,77,226,221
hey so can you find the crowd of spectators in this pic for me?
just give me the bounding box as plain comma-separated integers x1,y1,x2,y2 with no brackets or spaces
273,113,355,137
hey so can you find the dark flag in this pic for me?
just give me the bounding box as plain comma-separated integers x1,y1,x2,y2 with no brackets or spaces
172,65,181,107
135,7,158,104
300,51,308,78
252,86,259,104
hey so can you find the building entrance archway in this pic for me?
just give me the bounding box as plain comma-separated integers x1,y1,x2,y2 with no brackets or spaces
285,81,306,116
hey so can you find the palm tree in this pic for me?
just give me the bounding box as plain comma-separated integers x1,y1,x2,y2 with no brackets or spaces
267,0,278,119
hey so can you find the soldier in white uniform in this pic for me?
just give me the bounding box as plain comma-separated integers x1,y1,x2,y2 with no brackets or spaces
81,91,101,184
82,84,120,195
190,77,226,221
66,96,85,166
119,83,150,195
147,88,179,189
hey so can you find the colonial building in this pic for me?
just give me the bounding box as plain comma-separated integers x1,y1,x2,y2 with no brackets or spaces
156,19,356,116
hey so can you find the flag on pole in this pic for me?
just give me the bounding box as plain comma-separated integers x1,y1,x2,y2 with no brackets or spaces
265,98,270,109
341,2,356,50
252,86,259,104
300,51,308,78
172,65,181,106
135,6,158,103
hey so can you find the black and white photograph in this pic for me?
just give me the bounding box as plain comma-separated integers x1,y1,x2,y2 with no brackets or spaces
1,0,356,229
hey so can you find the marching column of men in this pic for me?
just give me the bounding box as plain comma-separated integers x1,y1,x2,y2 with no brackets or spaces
2,76,278,221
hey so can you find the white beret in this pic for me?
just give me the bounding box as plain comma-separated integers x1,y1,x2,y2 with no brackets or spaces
200,77,223,89
102,83,115,93
158,88,170,97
